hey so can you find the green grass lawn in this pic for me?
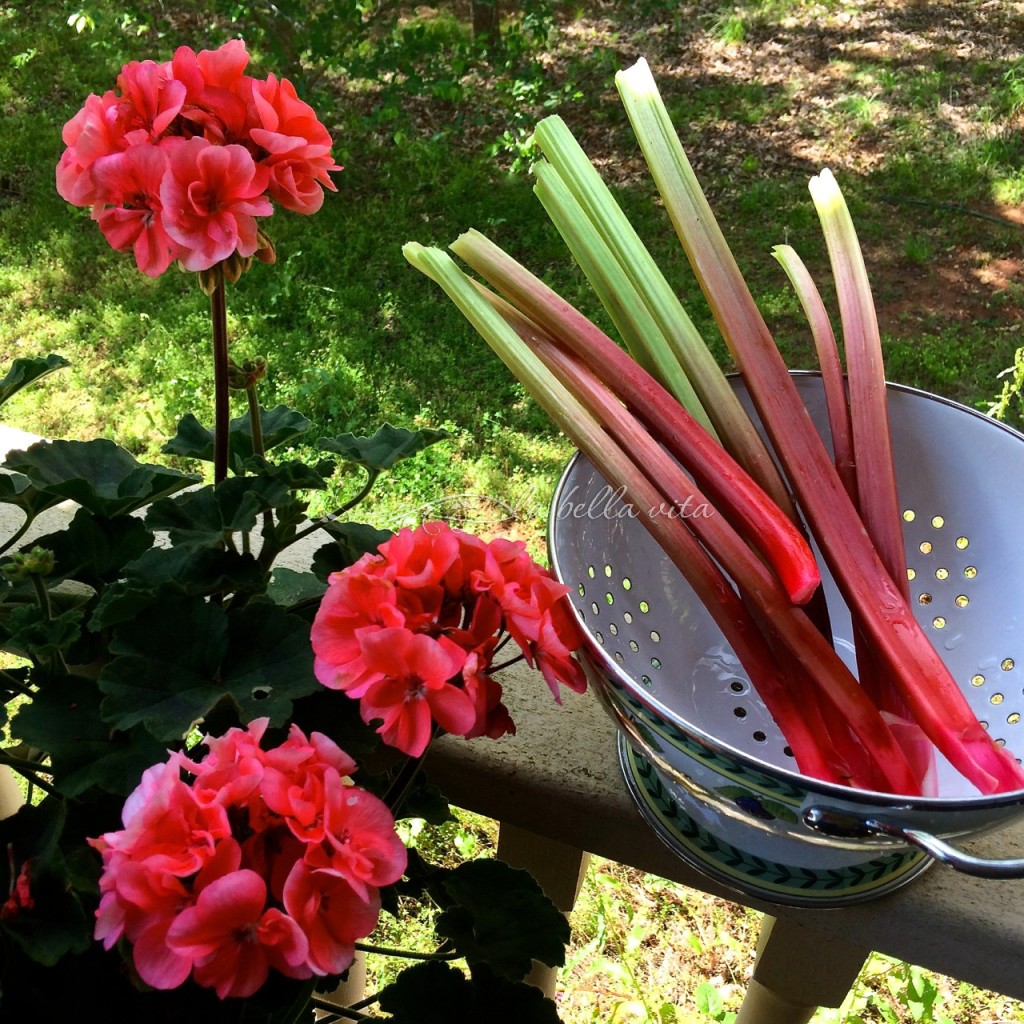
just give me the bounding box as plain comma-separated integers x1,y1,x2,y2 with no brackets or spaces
4,1,1023,554
3,1,1024,1021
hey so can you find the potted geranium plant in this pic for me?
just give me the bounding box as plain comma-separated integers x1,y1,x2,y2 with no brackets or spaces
0,40,585,1021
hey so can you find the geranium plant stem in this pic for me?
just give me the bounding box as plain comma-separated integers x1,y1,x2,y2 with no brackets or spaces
209,263,230,484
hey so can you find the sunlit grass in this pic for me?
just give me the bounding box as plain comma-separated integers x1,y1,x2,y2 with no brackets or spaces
3,1,1024,1020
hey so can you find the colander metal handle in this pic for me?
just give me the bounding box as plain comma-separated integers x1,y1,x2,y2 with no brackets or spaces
803,807,1024,879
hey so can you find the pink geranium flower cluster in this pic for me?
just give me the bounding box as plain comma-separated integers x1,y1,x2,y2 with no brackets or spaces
56,40,338,277
89,719,406,1000
311,522,586,758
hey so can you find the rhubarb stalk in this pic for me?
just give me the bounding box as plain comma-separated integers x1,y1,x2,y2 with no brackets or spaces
403,241,917,792
532,160,715,435
454,235,818,603
532,115,799,522
615,56,1024,794
808,168,909,599
772,244,857,503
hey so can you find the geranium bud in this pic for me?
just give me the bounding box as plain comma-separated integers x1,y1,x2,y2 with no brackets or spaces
3,546,55,580
228,357,268,391
1,848,33,920
196,265,220,296
222,249,253,285
255,229,276,265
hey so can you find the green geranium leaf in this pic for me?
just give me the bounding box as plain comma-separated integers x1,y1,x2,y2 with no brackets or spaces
378,962,468,1023
127,544,265,594
435,860,570,980
318,423,449,472
89,545,266,630
159,413,216,461
0,472,65,518
312,521,393,580
238,457,334,491
0,799,92,965
0,605,83,661
90,545,266,631
99,597,317,741
163,406,311,465
4,439,197,518
266,567,326,607
146,477,290,545
0,354,69,408
11,673,167,796
222,602,320,723
377,961,562,1024
31,509,153,586
99,596,228,741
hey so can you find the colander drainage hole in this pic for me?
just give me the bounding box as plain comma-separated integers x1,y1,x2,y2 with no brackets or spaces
752,731,767,743
733,707,747,719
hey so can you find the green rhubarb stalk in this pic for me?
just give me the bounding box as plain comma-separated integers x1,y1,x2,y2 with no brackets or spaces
403,241,912,791
772,244,857,502
532,114,799,521
615,57,1024,794
531,160,717,436
459,260,821,605
808,168,909,601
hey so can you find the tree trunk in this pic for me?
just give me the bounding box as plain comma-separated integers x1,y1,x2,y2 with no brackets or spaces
472,0,501,52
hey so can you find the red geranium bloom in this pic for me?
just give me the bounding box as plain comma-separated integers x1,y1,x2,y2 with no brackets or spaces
166,870,311,999
89,145,183,277
310,522,584,756
249,74,341,214
56,91,125,207
312,567,405,696
91,724,405,997
57,40,339,278
282,862,381,976
160,137,272,271
309,771,411,899
358,628,475,757
115,59,186,145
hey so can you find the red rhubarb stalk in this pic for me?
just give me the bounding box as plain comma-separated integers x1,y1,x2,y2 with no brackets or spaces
404,241,916,791
772,243,857,503
808,168,910,600
805,172,932,782
454,231,820,604
616,58,1024,794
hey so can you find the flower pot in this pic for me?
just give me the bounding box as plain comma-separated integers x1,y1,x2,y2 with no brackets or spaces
548,373,1024,906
